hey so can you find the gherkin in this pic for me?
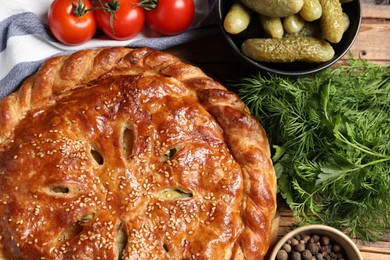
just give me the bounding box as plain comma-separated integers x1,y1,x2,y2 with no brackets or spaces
242,36,335,63
240,0,303,18
318,0,345,43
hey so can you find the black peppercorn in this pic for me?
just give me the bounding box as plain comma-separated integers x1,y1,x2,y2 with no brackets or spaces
282,243,292,253
320,236,330,246
275,232,348,260
312,234,320,242
303,235,311,243
332,244,341,253
291,238,299,247
292,251,302,260
276,249,288,260
306,242,319,255
302,249,312,260
295,243,306,252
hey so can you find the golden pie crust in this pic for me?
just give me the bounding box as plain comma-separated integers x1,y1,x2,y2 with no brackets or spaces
0,47,276,259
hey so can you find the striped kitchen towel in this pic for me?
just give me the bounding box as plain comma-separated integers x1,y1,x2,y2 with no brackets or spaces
0,0,218,99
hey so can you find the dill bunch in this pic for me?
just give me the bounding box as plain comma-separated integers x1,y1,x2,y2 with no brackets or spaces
235,59,390,241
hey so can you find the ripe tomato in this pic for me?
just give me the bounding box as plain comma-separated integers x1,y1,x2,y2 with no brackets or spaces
48,0,97,45
94,0,145,40
144,0,195,35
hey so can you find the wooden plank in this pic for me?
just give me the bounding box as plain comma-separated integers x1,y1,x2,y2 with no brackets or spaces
344,22,390,63
357,240,390,253
360,251,390,260
362,3,390,19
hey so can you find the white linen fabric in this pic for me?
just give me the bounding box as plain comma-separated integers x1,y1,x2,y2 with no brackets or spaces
0,0,218,98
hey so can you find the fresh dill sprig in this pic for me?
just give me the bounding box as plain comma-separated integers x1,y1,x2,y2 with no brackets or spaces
235,58,390,241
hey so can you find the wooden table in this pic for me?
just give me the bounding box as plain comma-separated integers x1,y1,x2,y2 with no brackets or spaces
166,0,390,259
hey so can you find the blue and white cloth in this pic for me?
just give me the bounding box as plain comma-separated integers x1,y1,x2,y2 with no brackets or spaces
0,0,218,99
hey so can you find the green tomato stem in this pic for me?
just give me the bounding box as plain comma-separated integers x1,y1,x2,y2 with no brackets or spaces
138,0,157,11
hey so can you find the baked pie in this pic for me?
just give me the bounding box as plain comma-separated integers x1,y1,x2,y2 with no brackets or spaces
0,47,276,259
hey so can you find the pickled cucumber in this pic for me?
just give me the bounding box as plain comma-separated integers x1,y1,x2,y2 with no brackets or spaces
283,14,305,34
241,37,335,63
342,12,350,32
224,2,252,34
284,21,321,38
260,16,284,39
240,0,304,18
319,0,345,43
299,0,322,22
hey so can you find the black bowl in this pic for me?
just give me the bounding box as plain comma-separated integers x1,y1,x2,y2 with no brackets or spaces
218,0,362,76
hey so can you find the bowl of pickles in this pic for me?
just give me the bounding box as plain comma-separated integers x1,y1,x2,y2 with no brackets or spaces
218,0,362,76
